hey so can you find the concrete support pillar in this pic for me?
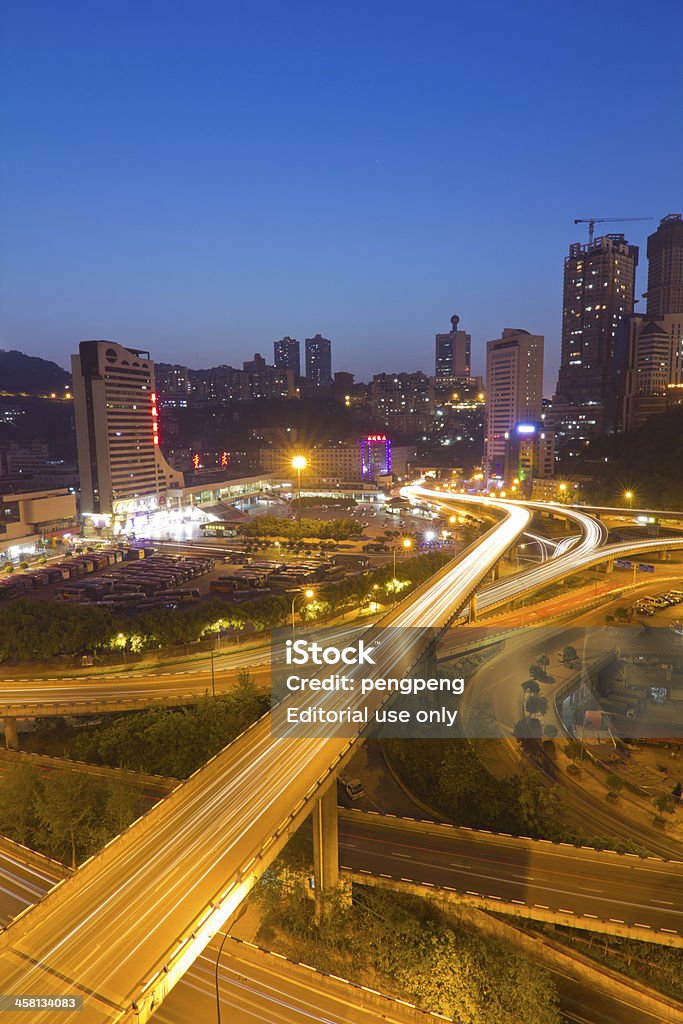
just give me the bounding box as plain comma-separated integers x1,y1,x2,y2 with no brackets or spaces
469,593,477,623
604,559,613,575
490,563,500,582
660,549,668,562
313,783,338,922
3,717,19,751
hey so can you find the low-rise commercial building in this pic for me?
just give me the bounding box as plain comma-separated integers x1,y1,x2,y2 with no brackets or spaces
1,487,78,559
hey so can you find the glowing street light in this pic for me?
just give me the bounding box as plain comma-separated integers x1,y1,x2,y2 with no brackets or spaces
392,537,412,579
624,490,634,508
291,587,314,639
291,454,307,521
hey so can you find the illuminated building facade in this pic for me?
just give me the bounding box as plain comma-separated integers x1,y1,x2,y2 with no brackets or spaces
435,314,471,379
621,216,683,430
503,422,554,497
274,336,301,376
305,334,333,386
360,434,392,480
371,372,434,432
484,329,544,479
552,234,638,452
71,341,183,516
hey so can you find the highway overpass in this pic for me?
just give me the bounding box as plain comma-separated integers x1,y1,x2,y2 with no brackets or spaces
0,841,444,1024
0,816,680,1024
337,809,683,947
0,492,532,1023
2,491,675,722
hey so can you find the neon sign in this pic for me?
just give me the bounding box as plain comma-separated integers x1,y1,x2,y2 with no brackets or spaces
151,392,159,444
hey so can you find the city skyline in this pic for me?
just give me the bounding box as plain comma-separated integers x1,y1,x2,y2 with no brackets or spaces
2,3,681,392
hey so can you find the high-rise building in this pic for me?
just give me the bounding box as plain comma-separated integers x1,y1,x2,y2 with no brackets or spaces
621,215,683,430
274,336,300,377
371,372,434,433
435,315,471,379
71,340,183,517
644,214,683,318
305,334,333,386
155,363,191,396
484,329,544,479
242,354,296,399
552,234,638,453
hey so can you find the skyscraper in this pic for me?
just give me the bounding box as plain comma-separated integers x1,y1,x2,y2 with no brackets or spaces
622,215,683,429
305,334,333,386
552,233,638,453
484,329,544,479
71,340,183,516
644,214,683,318
435,315,471,379
274,336,300,376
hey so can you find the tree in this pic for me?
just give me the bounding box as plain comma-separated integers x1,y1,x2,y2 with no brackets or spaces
525,695,549,716
543,725,558,739
605,773,625,799
104,773,145,835
0,760,40,844
513,717,542,740
538,653,550,668
562,645,578,663
522,679,540,696
36,771,107,867
516,769,563,838
653,793,676,822
528,663,543,681
565,739,583,764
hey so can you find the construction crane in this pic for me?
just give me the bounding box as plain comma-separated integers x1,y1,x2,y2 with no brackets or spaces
574,216,653,244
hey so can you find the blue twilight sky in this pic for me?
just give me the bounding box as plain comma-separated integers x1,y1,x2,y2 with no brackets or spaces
1,1,681,394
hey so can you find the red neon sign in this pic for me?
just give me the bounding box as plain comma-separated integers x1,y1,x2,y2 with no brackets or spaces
151,393,160,444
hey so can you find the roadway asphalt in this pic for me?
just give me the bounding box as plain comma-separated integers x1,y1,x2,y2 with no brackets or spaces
337,812,683,937
155,936,444,1024
0,850,442,1024
0,492,532,1023
0,845,65,929
0,839,677,1024
458,606,683,860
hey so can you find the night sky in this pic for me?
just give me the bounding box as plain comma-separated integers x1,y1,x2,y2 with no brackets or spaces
1,0,680,393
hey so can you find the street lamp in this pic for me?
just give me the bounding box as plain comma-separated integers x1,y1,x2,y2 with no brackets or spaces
210,648,216,698
390,538,412,605
624,490,634,508
291,455,307,521
214,927,230,1024
291,587,314,639
392,537,412,578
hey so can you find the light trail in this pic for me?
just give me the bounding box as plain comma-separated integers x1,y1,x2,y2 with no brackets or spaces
0,490,530,1023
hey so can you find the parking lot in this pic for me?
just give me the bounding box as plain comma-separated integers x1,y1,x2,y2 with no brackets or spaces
632,588,683,623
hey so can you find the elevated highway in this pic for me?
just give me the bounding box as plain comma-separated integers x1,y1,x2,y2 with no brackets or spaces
0,815,679,1024
0,843,444,1024
338,809,683,947
0,493,532,1023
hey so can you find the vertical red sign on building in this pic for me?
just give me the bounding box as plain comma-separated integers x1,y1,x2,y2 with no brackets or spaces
151,392,159,445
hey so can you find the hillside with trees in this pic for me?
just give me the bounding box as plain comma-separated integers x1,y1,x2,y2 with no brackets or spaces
0,349,71,395
571,408,683,509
